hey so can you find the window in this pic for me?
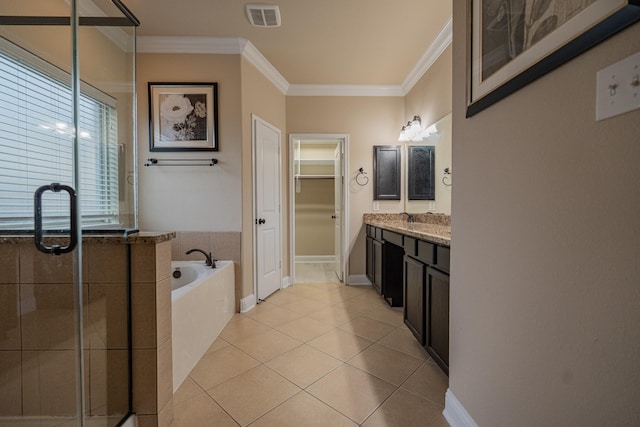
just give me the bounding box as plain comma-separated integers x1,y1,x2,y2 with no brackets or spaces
0,41,120,231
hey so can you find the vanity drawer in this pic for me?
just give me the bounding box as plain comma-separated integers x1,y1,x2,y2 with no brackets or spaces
416,240,435,265
434,245,450,273
382,230,403,247
404,236,417,257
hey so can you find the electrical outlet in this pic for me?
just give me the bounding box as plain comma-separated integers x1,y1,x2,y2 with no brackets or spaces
596,51,640,121
373,201,379,211
428,202,436,211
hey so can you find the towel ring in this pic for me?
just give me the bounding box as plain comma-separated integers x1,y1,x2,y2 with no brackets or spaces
356,167,369,186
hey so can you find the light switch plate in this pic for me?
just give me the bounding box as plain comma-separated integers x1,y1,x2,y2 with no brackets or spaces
596,51,640,121
373,201,379,211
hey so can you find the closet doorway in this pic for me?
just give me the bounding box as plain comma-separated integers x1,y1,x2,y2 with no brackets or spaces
289,134,349,284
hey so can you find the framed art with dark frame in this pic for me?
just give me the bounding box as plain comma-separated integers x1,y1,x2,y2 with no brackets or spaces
149,82,218,151
467,0,640,117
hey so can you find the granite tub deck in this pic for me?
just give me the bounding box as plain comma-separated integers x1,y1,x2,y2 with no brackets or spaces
363,213,451,246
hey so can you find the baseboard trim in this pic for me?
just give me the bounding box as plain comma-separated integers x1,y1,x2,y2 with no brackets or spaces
346,274,372,286
240,294,256,313
443,389,479,427
282,275,292,288
295,255,336,263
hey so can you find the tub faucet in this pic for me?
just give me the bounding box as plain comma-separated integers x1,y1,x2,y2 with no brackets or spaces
185,248,213,267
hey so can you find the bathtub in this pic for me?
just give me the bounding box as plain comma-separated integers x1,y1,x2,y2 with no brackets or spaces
171,260,235,392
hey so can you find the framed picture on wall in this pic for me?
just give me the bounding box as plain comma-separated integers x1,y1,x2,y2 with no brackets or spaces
148,82,219,151
467,0,640,117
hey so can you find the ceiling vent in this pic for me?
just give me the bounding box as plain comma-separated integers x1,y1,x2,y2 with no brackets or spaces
246,4,281,28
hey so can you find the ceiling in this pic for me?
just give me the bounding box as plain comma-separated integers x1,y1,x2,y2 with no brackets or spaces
123,0,452,88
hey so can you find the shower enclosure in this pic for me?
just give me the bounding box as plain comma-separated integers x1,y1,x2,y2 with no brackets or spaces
0,1,139,425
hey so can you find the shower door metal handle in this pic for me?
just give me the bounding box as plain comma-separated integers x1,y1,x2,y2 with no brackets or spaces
34,183,78,255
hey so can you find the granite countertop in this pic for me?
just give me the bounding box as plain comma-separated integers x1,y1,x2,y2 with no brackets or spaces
0,231,176,245
363,213,451,247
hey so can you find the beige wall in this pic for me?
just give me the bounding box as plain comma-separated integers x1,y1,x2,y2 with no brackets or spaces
404,48,453,215
404,46,452,131
286,96,405,275
451,2,640,425
137,54,287,303
240,57,287,299
137,54,243,232
295,179,335,256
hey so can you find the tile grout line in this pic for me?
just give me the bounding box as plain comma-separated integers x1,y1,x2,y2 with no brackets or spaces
173,281,442,426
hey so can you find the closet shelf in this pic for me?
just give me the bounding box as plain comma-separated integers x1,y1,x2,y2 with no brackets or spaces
294,159,334,165
294,174,334,179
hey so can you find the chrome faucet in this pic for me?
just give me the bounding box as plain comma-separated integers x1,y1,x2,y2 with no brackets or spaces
185,248,214,267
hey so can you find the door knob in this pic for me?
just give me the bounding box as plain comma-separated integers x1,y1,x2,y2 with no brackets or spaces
257,218,266,225
331,215,336,219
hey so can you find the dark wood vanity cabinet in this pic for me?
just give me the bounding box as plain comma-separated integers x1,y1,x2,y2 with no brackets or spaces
402,236,450,374
366,235,374,288
426,266,449,374
365,222,450,373
403,255,426,344
372,239,383,294
365,226,404,305
366,226,384,295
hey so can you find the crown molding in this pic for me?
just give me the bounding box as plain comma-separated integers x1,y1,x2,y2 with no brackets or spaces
401,17,453,95
136,17,453,98
137,36,289,94
240,40,289,94
137,36,245,54
287,84,403,97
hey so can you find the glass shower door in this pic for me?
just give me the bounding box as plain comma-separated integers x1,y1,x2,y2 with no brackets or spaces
0,1,138,425
0,2,86,424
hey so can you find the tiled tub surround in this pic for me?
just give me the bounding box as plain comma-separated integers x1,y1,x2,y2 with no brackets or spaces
0,232,175,427
363,213,451,246
170,232,242,311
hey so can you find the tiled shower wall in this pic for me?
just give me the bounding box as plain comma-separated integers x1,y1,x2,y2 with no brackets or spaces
0,236,174,427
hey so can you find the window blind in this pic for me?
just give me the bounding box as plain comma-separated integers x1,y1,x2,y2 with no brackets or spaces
0,42,120,231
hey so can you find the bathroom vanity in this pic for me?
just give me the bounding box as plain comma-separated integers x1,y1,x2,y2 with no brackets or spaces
364,213,451,374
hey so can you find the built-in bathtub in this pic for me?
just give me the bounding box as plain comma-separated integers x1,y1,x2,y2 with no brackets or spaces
171,260,235,392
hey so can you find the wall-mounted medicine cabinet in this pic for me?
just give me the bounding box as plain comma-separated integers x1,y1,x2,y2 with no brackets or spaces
373,145,401,200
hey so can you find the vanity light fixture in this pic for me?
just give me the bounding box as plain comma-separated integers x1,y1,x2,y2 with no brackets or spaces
398,116,422,141
398,125,410,141
398,115,441,141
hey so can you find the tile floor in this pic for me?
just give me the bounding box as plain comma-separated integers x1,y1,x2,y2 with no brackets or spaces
294,262,341,284
170,272,449,427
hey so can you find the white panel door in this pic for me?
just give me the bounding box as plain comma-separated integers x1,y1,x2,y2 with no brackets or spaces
254,117,281,301
334,143,343,281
